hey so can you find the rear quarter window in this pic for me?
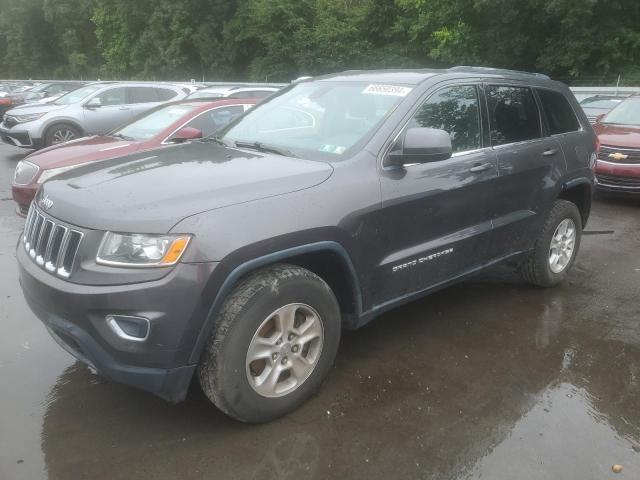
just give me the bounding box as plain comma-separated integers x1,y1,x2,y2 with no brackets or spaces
157,88,179,101
537,89,580,134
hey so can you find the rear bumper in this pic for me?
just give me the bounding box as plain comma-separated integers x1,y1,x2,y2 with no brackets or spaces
17,243,218,402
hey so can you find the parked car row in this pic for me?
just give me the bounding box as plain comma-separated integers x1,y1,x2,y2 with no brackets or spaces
0,81,282,150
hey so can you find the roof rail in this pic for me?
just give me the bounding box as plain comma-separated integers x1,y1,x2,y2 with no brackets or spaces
450,66,550,80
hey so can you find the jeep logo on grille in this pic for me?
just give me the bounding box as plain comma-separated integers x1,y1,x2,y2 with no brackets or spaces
39,195,54,211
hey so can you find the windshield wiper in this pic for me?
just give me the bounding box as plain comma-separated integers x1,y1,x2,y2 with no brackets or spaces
234,140,298,158
110,133,135,141
201,135,229,146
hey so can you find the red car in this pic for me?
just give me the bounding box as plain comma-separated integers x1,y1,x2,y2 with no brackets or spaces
11,98,256,215
594,96,640,195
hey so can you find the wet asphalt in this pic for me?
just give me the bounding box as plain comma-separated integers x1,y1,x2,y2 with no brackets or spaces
0,141,639,480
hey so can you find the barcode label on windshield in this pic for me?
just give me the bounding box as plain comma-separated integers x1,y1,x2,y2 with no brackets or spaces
362,84,412,97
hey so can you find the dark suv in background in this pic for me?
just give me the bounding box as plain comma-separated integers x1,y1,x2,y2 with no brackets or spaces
17,67,596,422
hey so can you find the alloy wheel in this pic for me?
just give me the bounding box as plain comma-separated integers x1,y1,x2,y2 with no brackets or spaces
246,303,324,398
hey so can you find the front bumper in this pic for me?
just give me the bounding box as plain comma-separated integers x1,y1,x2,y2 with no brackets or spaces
595,160,640,194
17,243,218,402
0,124,42,149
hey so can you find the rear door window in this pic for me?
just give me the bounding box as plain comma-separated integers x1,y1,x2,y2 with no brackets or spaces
127,87,160,104
536,89,580,134
157,88,178,101
485,86,541,145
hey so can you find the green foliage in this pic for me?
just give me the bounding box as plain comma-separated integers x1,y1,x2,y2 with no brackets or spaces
0,0,638,83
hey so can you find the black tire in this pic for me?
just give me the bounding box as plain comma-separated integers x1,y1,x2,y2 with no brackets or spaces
198,264,341,423
520,199,582,287
44,123,81,147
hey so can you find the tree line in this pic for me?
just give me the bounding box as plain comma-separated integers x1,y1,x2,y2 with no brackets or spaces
0,0,638,84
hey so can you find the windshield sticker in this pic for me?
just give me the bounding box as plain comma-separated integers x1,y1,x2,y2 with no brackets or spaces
320,144,346,154
362,84,412,97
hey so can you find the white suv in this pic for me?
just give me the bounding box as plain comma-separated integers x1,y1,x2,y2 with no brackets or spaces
0,82,186,149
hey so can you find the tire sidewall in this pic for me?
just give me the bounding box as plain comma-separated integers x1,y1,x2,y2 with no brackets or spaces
536,202,582,285
212,273,340,423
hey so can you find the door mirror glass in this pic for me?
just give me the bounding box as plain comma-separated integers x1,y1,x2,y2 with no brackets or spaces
595,113,606,124
85,97,102,108
388,127,453,166
169,126,203,143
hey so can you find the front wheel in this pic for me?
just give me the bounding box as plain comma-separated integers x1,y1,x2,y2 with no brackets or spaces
520,199,582,287
198,264,341,423
44,123,81,147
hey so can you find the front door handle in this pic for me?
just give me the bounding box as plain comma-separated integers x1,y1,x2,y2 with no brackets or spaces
543,148,558,156
119,106,130,111
469,162,493,172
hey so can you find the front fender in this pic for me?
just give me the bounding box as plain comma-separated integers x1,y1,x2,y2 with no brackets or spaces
185,241,361,364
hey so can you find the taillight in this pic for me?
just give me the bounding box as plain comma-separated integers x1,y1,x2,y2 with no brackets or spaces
0,98,11,106
595,136,600,155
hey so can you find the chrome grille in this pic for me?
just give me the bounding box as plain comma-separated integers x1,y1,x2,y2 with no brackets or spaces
598,145,640,164
23,205,83,278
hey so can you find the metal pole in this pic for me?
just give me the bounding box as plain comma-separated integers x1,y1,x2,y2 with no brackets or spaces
616,74,621,95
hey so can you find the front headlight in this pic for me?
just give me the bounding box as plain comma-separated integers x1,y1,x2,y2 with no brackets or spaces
13,160,39,185
37,164,82,184
14,112,46,123
96,232,191,267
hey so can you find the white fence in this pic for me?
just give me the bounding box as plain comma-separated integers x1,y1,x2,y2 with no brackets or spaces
569,86,640,101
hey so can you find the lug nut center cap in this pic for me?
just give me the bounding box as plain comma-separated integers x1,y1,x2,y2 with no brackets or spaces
280,343,292,355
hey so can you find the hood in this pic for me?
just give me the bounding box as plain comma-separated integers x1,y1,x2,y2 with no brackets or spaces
5,103,66,116
26,135,143,170
38,141,334,233
594,123,640,149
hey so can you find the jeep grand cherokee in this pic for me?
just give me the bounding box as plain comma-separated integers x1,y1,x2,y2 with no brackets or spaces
18,67,596,422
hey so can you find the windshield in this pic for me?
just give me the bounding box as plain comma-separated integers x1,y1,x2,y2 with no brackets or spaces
53,85,102,105
602,97,640,126
580,97,624,109
115,104,200,140
220,81,408,159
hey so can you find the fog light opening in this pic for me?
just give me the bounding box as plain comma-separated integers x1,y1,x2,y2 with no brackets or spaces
106,315,150,342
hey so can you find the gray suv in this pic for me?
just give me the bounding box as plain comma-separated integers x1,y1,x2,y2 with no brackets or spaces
1,82,186,149
17,68,596,422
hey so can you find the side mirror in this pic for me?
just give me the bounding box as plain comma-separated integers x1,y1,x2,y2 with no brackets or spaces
85,97,102,109
387,127,453,167
168,126,203,143
594,113,606,124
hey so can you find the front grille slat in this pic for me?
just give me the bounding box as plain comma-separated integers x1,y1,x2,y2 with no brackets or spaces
35,220,54,265
21,206,84,278
23,205,36,244
59,231,82,278
30,214,44,258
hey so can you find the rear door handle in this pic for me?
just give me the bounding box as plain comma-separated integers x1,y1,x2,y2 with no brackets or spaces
543,148,558,156
469,162,494,172
119,106,130,111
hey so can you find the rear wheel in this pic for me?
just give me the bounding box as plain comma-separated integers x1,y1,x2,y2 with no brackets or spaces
44,123,81,147
198,264,341,423
520,199,582,287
